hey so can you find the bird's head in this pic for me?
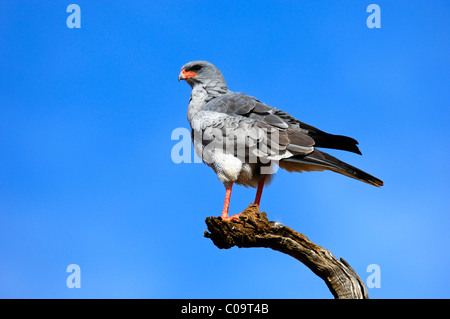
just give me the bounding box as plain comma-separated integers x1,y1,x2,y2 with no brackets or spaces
178,61,227,89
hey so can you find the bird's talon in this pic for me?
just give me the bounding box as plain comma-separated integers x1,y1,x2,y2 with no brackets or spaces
221,213,241,222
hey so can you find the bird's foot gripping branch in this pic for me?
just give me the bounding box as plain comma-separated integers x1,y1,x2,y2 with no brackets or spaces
204,205,369,299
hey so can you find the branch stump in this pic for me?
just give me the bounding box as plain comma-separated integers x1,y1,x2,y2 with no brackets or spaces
204,204,369,299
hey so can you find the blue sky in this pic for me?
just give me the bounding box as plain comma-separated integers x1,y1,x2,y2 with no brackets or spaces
0,1,449,298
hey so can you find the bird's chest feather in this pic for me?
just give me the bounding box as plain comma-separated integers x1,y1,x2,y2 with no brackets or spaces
190,111,261,186
187,87,210,123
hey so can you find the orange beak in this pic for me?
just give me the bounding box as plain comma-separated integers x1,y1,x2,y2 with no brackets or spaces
178,69,197,81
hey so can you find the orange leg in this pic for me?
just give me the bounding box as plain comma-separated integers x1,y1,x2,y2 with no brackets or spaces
221,182,240,222
254,175,266,206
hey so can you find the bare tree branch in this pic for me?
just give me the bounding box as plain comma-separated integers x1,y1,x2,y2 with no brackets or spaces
204,204,369,299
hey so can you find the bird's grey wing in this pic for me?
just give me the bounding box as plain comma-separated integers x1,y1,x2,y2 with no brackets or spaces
190,111,286,162
204,93,289,129
202,93,315,158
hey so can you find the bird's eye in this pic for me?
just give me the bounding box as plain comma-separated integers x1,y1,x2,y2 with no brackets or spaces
190,65,202,71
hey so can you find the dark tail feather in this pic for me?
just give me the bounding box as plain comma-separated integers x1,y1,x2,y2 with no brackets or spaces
312,133,362,155
295,121,362,155
282,150,383,187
